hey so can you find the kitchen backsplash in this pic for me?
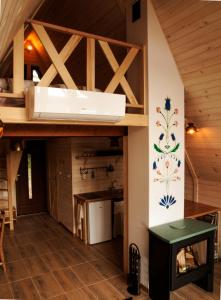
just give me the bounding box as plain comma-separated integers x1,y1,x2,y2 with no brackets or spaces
72,137,123,194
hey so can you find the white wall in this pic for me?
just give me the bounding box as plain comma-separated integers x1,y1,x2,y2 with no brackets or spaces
148,1,184,227
126,0,184,287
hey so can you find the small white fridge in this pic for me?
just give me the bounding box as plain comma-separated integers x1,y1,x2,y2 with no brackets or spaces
88,199,112,244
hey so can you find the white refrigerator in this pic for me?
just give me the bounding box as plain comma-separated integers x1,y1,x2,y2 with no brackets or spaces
88,199,112,244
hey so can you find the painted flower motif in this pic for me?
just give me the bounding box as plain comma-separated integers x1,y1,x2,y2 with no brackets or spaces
174,108,179,114
165,160,170,168
173,121,178,127
157,170,162,175
153,161,157,170
159,195,176,209
156,107,161,113
159,133,164,141
177,160,181,167
171,133,176,141
165,98,171,111
156,120,161,127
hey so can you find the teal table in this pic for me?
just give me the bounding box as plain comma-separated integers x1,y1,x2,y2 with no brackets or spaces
149,219,216,300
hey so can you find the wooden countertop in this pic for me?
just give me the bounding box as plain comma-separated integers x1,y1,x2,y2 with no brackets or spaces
74,189,123,203
185,200,220,219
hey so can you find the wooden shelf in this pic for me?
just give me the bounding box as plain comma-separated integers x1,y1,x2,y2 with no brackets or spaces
185,200,220,219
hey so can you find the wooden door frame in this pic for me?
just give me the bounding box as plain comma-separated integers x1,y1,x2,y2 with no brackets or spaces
123,136,129,273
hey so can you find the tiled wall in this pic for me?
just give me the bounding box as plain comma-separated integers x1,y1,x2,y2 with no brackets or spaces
72,137,123,195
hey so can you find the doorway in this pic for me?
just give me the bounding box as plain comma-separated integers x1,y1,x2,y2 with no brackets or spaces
16,140,47,216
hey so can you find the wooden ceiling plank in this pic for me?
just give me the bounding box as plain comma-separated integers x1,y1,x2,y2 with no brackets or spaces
165,4,221,41
172,21,221,56
105,47,139,93
32,23,77,89
38,34,82,87
99,40,138,104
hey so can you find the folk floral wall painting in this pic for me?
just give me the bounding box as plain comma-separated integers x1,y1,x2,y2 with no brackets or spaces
153,97,182,209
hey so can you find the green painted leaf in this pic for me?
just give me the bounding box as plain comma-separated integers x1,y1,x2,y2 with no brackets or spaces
170,143,180,153
154,144,164,153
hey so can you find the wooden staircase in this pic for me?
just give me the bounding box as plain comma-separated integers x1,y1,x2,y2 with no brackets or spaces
0,151,22,230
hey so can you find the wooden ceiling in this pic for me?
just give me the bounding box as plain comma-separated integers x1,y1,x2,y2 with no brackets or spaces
152,0,221,183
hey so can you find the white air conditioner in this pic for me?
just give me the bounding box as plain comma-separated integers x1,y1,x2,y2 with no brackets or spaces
27,86,126,122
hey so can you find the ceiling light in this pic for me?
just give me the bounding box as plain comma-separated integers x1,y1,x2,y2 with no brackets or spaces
25,40,33,51
186,123,198,135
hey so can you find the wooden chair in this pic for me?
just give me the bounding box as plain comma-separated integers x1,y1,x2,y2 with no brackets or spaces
0,210,6,272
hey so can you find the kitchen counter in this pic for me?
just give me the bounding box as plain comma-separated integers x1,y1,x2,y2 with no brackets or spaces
74,189,123,203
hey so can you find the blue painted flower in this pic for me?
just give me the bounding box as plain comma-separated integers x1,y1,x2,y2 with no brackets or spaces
153,161,157,170
159,133,164,141
177,160,181,167
165,98,171,111
159,195,176,209
171,133,176,141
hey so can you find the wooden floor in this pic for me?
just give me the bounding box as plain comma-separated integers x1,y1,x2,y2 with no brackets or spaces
0,213,220,299
0,213,148,299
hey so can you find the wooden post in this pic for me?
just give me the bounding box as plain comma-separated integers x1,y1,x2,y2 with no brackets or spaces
6,153,14,230
13,25,24,94
6,151,22,230
142,45,147,115
86,38,95,91
185,149,199,202
123,136,128,273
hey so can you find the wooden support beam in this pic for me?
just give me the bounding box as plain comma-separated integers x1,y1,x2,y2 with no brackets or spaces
185,149,199,202
6,151,22,230
0,107,148,126
99,40,138,105
13,25,24,94
38,35,82,87
123,136,128,273
0,92,24,99
105,48,139,93
32,23,77,89
86,38,95,91
142,45,147,115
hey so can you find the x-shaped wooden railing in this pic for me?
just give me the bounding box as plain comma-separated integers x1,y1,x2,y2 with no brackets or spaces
27,20,146,112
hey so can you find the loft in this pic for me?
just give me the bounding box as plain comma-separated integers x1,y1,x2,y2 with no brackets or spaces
0,20,148,127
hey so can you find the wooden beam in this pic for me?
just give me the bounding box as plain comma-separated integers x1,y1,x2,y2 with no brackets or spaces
13,25,24,94
27,19,142,50
105,48,139,93
99,40,138,105
185,149,199,202
4,124,127,137
126,103,144,109
0,107,148,126
32,23,77,89
123,136,128,273
0,92,24,99
86,38,95,91
6,151,22,230
38,35,82,87
142,45,147,115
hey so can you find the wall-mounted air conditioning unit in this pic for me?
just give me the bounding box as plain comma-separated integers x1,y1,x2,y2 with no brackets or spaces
27,87,126,122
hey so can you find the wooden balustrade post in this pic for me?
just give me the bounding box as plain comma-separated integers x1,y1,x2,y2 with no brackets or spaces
87,38,95,91
13,25,24,94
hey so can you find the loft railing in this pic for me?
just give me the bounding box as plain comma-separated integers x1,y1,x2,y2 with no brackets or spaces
0,20,146,114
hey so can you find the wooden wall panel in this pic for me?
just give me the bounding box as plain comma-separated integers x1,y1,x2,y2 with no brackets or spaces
72,137,123,195
185,162,194,202
152,0,221,187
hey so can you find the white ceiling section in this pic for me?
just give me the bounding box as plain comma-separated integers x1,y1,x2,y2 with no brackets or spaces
0,0,43,62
